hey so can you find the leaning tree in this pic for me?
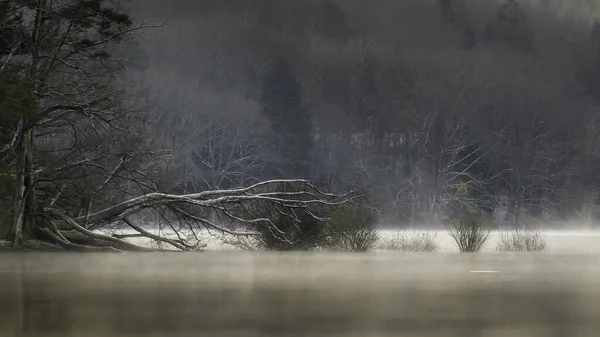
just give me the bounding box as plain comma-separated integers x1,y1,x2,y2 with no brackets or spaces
0,0,355,251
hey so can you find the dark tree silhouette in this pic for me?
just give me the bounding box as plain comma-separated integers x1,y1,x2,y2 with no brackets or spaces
261,58,314,179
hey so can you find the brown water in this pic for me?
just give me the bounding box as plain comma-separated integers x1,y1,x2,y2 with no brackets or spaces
1,252,600,337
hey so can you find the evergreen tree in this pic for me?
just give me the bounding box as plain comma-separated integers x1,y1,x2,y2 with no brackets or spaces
0,0,134,245
260,58,314,178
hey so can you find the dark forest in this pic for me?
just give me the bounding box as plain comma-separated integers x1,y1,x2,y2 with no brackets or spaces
3,0,600,250
128,0,600,225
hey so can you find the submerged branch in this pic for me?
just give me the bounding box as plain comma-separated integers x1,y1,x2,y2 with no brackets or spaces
121,217,192,251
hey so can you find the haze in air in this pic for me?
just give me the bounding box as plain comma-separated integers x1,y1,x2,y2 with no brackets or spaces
125,0,600,230
2,1,600,336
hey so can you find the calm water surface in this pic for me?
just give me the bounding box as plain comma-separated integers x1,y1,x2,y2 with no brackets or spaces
1,252,600,336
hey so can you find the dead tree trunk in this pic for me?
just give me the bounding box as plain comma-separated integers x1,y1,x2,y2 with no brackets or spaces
10,122,27,247
8,122,36,248
7,0,45,247
23,128,36,236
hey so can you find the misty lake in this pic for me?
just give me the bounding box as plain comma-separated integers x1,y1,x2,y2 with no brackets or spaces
1,251,600,337
4,0,600,336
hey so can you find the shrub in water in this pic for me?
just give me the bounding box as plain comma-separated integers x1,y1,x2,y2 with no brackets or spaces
324,202,380,252
378,231,439,252
445,183,491,252
497,227,548,252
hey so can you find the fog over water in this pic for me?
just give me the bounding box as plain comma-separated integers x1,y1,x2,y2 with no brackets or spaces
2,252,600,337
98,226,600,254
5,1,600,335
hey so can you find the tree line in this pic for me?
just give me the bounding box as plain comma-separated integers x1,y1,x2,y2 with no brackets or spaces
3,0,600,251
128,0,600,227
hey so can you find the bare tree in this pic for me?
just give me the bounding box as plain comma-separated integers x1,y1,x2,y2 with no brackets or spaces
0,0,356,250
1,0,148,246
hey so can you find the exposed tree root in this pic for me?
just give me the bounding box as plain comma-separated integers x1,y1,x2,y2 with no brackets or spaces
0,239,12,250
46,208,153,252
0,238,63,252
39,228,123,252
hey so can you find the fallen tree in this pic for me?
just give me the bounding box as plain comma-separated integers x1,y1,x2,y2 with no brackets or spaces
4,176,357,251
45,179,357,252
0,1,358,251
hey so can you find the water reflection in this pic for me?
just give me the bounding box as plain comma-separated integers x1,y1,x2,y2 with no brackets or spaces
1,252,599,336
